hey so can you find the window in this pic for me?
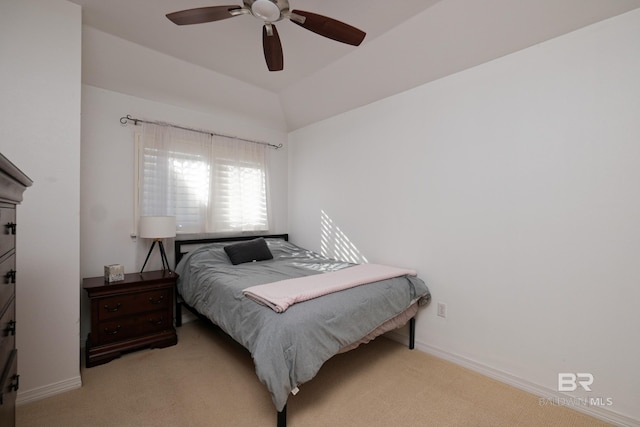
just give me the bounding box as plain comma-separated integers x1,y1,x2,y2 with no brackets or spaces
136,122,270,234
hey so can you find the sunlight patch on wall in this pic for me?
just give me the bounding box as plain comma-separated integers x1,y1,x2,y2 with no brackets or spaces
320,210,368,264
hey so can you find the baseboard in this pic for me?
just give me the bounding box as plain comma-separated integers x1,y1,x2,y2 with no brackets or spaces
16,375,82,406
386,331,639,427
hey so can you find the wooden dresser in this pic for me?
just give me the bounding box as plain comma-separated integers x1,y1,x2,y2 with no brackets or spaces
83,270,178,367
0,153,32,427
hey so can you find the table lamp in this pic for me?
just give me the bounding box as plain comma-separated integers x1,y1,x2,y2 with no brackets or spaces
139,216,176,273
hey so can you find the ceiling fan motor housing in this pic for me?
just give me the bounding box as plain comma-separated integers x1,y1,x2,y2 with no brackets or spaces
244,0,289,22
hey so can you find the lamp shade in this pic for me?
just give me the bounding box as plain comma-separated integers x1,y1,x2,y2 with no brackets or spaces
139,216,176,239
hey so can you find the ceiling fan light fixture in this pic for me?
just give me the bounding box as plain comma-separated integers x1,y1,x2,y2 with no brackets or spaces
251,0,281,22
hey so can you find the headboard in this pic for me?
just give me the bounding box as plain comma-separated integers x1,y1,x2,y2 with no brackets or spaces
174,234,289,267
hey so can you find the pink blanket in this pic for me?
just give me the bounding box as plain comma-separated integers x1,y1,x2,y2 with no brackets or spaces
242,263,417,313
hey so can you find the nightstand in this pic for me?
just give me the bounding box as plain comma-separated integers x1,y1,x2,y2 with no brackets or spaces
83,270,178,367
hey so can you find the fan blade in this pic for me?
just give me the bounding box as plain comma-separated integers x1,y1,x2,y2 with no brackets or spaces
166,6,242,25
290,10,366,46
263,24,283,72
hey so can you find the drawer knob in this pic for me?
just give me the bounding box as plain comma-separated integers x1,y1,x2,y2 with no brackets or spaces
148,316,164,326
104,325,121,335
4,269,16,284
9,374,19,392
4,320,16,336
5,222,16,235
103,303,121,312
148,295,164,304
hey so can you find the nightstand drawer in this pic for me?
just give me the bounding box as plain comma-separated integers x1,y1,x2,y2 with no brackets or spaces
97,288,171,321
0,255,15,314
97,309,172,344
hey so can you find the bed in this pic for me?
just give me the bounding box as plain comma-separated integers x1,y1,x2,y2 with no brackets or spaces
174,234,430,426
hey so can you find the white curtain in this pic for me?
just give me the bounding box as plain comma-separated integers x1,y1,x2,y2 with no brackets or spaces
138,122,270,234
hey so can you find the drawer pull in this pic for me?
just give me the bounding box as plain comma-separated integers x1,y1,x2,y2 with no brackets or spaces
5,222,16,235
104,325,121,335
148,295,164,305
148,316,164,326
103,303,121,312
4,270,16,284
9,374,20,392
5,320,16,336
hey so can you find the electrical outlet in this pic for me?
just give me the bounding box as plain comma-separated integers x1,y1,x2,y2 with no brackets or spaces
437,302,447,318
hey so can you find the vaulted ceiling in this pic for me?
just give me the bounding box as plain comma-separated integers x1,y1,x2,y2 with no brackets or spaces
69,0,640,131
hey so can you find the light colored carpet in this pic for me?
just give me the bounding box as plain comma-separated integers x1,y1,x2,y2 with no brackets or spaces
17,320,611,427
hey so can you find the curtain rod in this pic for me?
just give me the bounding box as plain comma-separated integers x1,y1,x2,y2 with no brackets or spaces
119,115,283,149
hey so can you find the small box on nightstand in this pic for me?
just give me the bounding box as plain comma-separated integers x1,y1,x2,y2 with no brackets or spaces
104,264,124,282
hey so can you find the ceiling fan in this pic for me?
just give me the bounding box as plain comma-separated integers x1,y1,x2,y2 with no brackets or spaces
166,0,366,72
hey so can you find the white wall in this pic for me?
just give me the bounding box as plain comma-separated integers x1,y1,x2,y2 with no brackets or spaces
289,9,640,425
80,84,289,340
0,0,82,402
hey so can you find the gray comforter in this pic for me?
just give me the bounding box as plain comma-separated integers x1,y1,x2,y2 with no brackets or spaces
175,238,430,411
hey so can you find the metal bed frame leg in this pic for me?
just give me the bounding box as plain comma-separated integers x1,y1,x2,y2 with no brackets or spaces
175,299,182,327
409,317,415,350
277,405,286,427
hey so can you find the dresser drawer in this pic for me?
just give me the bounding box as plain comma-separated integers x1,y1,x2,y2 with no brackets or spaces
97,309,172,344
0,299,15,374
0,255,15,314
0,349,18,425
0,208,16,260
96,288,172,322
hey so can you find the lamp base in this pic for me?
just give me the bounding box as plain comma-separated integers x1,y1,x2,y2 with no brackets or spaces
140,239,170,273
